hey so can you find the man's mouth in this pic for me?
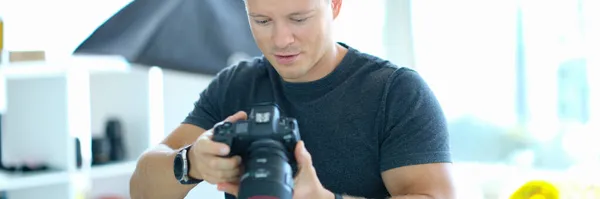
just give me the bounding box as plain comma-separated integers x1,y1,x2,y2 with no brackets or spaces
275,54,299,58
274,53,300,65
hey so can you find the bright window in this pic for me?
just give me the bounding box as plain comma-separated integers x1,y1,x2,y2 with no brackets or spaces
411,0,600,165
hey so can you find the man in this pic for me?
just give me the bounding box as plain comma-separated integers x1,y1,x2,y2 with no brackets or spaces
130,0,456,198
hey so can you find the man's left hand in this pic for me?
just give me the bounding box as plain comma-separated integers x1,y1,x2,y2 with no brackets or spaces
218,141,335,199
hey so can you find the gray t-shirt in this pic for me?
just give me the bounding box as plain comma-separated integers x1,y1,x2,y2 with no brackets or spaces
183,43,452,199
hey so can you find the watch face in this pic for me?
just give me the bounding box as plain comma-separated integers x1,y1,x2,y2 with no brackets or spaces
174,153,184,180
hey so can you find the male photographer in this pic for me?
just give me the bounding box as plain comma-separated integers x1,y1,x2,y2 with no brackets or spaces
130,0,456,198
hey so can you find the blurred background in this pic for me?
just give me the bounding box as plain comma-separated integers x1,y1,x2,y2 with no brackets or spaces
0,0,599,198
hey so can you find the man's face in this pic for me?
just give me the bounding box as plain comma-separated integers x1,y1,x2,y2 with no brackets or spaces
245,0,336,82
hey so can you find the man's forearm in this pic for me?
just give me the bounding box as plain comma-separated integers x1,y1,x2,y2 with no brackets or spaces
130,144,197,199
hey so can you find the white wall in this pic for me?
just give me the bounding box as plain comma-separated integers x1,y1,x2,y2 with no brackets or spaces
0,0,133,55
410,0,519,127
162,69,214,137
383,0,415,68
332,0,387,58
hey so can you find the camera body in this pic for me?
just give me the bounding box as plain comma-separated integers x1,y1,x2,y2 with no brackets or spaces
212,104,301,160
212,103,301,199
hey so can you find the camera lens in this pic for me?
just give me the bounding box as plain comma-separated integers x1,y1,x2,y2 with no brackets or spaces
238,139,294,199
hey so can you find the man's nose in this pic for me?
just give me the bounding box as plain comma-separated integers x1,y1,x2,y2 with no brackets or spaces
272,23,294,49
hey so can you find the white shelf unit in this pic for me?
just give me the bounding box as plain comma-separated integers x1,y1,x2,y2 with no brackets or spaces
0,55,228,199
0,55,154,199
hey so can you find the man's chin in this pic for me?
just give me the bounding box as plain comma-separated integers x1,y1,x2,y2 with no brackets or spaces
268,59,311,81
270,60,299,72
276,69,308,82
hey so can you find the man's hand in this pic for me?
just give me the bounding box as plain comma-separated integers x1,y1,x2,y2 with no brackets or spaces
187,111,247,184
218,141,334,199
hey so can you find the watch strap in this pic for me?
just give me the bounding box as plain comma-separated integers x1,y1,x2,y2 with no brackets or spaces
178,144,203,184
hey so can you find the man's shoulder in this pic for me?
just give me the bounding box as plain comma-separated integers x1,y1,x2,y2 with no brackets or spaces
214,56,269,83
356,48,423,82
209,56,273,97
345,46,433,110
344,46,416,87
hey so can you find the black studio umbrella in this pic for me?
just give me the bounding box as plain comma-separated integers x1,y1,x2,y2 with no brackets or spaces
73,0,262,75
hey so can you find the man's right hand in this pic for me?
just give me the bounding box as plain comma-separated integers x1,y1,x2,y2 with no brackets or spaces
187,111,248,185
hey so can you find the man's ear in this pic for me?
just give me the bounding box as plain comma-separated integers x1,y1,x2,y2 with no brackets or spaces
331,0,342,19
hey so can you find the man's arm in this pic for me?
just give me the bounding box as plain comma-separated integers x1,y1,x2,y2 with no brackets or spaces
336,68,455,199
130,65,230,198
325,69,456,199
374,68,455,199
129,124,208,199
334,163,455,199
381,163,455,199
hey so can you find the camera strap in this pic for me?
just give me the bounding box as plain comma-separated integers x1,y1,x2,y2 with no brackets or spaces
252,60,277,107
252,75,276,106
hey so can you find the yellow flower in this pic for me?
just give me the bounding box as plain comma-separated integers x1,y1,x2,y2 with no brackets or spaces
510,180,560,199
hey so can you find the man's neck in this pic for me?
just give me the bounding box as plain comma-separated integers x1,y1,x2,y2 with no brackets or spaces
301,42,348,82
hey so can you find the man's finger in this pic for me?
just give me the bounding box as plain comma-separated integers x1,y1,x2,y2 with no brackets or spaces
194,138,230,156
212,111,248,129
209,155,242,170
224,111,248,123
295,141,313,169
202,173,234,185
200,128,214,138
218,182,240,197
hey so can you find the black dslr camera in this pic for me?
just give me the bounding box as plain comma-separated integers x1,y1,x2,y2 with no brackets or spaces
212,103,301,199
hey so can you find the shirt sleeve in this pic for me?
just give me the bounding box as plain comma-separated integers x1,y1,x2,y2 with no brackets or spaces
181,70,230,130
380,68,452,172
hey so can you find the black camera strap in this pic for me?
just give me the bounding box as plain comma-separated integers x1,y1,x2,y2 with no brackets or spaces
252,76,277,108
252,61,277,107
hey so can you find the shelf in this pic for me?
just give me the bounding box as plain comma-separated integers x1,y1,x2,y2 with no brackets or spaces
0,54,131,79
0,161,138,191
0,169,70,191
90,161,137,180
0,65,217,198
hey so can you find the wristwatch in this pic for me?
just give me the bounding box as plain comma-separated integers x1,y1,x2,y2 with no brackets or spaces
174,144,203,184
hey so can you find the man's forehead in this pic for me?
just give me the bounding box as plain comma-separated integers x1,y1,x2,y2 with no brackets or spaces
245,0,323,16
248,9,316,18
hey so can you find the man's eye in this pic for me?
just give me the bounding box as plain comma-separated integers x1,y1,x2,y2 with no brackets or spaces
255,19,270,24
292,18,308,23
